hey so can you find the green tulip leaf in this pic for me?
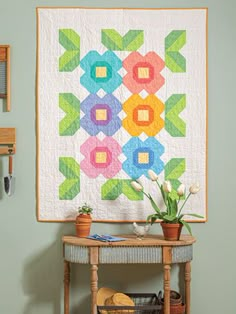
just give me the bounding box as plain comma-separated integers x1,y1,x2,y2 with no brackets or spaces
184,213,204,219
178,214,184,220
163,214,177,222
172,199,178,215
167,196,178,217
149,195,161,214
147,214,159,224
160,185,168,205
180,220,192,235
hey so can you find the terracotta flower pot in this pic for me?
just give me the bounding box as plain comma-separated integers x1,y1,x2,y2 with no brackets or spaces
160,222,183,241
75,214,92,237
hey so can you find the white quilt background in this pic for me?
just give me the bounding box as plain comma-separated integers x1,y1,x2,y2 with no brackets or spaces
37,8,207,221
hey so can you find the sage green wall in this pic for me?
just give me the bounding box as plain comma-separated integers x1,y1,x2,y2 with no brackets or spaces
0,0,235,313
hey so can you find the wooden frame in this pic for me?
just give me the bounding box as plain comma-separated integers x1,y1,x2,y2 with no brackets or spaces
0,45,11,112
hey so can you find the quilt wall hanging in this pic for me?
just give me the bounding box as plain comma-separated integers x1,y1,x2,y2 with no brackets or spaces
36,7,208,222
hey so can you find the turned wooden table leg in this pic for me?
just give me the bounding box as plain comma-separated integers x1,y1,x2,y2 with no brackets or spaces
64,260,70,314
163,247,172,314
90,247,99,314
163,264,171,314
185,261,191,314
91,264,98,314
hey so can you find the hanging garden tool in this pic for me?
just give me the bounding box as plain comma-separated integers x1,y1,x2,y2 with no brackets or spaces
4,154,15,196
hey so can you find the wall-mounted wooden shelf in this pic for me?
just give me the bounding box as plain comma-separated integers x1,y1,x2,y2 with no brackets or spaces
0,128,16,155
0,45,11,112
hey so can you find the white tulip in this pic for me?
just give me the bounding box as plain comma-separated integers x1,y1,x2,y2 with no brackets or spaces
148,169,158,181
131,181,143,192
162,180,172,193
177,184,185,196
189,183,200,194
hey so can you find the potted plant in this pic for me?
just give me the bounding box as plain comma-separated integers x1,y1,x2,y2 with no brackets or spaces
75,203,93,237
131,170,203,240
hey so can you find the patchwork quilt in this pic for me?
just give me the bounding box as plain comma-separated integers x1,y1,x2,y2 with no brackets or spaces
37,8,207,221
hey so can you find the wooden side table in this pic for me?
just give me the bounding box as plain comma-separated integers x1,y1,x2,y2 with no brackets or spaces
62,234,196,314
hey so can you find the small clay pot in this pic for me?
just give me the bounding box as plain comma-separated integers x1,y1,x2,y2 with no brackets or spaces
161,222,183,241
75,214,92,237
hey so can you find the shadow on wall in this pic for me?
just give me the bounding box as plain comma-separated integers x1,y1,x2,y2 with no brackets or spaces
22,224,74,314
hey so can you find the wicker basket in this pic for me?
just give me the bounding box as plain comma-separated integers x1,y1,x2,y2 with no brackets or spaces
97,293,162,314
158,290,185,314
160,303,185,314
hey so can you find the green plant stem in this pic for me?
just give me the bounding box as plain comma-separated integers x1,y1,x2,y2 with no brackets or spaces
156,181,167,207
143,191,150,199
178,192,191,217
156,180,161,190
